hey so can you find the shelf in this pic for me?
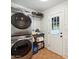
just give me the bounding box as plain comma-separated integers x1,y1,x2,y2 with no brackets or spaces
33,40,44,43
37,41,44,43
32,33,45,52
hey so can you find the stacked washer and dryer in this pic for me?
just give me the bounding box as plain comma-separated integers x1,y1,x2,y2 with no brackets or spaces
11,10,33,59
11,5,43,59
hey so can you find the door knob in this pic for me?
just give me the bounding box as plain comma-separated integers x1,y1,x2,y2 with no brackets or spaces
60,35,63,37
60,32,62,34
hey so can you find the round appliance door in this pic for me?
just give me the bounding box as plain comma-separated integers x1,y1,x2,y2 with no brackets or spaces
11,13,32,29
11,40,32,58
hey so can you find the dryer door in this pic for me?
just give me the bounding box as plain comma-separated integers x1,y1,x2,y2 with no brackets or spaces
11,13,31,29
11,40,32,58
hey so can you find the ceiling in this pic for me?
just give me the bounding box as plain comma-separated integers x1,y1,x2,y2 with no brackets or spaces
11,0,67,12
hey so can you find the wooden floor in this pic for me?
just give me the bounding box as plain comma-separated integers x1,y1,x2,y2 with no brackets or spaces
31,48,65,59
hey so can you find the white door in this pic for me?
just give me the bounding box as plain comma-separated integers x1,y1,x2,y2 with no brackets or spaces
49,10,67,57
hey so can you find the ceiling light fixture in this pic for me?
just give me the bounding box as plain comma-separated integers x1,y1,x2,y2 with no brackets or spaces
40,0,48,2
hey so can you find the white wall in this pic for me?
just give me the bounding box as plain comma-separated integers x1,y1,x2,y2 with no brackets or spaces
41,1,68,58
31,17,41,30
11,3,35,13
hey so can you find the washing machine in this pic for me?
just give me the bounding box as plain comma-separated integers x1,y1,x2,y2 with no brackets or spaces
11,35,33,59
11,12,33,59
11,12,32,35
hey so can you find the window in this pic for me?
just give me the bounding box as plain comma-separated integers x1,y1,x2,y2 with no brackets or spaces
51,16,59,34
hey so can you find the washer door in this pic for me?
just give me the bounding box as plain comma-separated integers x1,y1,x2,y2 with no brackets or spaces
11,40,32,58
11,13,31,29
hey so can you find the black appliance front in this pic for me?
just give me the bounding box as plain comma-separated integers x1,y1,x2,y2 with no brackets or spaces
11,40,32,58
11,13,32,29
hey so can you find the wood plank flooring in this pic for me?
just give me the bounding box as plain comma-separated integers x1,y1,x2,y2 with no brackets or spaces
31,48,65,59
